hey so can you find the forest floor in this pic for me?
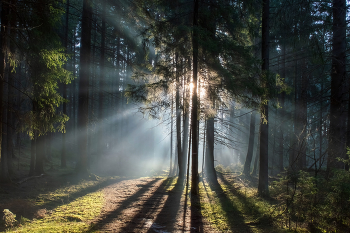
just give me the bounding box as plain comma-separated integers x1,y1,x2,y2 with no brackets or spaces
89,173,284,233
0,161,286,232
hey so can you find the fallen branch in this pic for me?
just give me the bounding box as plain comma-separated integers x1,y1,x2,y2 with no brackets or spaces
17,174,44,185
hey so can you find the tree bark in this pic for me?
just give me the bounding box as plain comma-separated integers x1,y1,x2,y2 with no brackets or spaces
61,0,69,168
328,0,347,172
98,0,106,155
35,135,45,175
175,53,184,181
278,44,286,173
191,0,199,195
205,116,216,181
258,0,269,197
0,0,10,182
170,94,174,175
243,111,256,175
76,0,92,173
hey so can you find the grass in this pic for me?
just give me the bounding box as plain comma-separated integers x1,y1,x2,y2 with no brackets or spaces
1,149,119,233
199,172,287,233
8,191,104,232
3,175,112,233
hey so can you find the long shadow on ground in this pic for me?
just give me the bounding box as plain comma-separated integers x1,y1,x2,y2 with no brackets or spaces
146,178,184,232
190,193,205,232
217,173,279,232
119,177,177,232
206,175,254,233
37,176,121,209
0,174,124,222
88,178,161,232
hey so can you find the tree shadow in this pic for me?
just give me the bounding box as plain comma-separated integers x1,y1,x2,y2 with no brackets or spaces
145,178,184,232
87,178,161,232
117,177,178,232
0,174,125,222
218,173,274,217
205,175,254,233
190,193,204,232
216,173,278,232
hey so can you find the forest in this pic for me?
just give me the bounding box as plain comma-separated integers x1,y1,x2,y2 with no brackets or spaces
0,0,349,232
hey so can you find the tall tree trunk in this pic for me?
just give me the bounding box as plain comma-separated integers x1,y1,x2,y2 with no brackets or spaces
61,0,70,168
76,0,92,173
258,0,269,197
182,74,190,180
170,94,174,175
278,44,286,173
30,131,36,176
328,0,347,172
243,111,256,175
7,0,17,175
182,107,190,178
175,53,184,181
289,60,298,170
98,0,106,155
205,116,216,181
252,129,260,176
191,0,199,195
299,59,307,169
35,135,45,175
0,0,10,182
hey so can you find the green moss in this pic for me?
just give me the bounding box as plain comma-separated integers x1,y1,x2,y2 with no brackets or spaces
7,191,103,232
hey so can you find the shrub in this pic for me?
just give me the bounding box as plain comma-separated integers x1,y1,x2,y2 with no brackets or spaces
271,170,350,232
2,209,17,229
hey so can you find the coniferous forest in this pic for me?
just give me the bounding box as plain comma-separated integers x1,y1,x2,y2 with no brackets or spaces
0,0,350,232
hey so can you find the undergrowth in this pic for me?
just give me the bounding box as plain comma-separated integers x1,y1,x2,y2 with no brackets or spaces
199,173,284,233
270,169,350,232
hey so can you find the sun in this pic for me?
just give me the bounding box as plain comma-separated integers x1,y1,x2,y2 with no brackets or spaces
189,82,206,98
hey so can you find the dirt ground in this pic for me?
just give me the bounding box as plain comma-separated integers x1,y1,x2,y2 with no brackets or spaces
90,177,216,233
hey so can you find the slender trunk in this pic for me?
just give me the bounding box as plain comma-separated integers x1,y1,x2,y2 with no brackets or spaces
278,44,286,173
183,109,190,176
258,0,269,197
98,0,106,154
191,0,199,195
0,0,10,182
61,0,69,168
35,135,45,175
289,61,298,170
252,130,260,176
29,131,36,176
243,111,256,175
202,119,206,174
170,94,174,175
72,28,77,156
7,0,17,175
186,128,192,194
182,75,190,179
299,59,307,169
328,0,347,172
175,53,184,180
205,116,216,181
319,73,324,169
76,0,92,173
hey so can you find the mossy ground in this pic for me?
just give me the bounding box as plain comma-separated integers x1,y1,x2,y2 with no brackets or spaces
2,175,113,233
199,172,288,233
